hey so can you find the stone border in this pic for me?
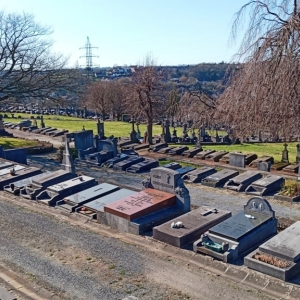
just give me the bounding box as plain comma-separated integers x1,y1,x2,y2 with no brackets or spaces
274,193,300,203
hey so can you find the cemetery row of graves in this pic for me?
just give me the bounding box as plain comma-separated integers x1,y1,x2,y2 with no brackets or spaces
0,139,299,284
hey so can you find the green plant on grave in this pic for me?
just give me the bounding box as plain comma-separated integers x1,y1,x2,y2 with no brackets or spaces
279,180,300,197
55,144,78,162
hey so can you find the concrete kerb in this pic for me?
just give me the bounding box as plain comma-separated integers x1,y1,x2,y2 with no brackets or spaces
0,192,300,299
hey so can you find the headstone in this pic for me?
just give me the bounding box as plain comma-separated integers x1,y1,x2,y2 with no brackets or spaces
74,130,94,150
201,169,239,188
257,161,271,172
153,206,231,248
245,174,285,196
182,167,217,183
129,118,139,143
229,153,246,168
193,197,277,262
157,146,177,154
162,162,182,170
61,140,76,174
136,123,141,139
296,144,300,163
148,142,168,152
282,143,289,163
245,221,300,281
224,171,262,192
176,166,196,176
161,120,171,143
249,156,274,168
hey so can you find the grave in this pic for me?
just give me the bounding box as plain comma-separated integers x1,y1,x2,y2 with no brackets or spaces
205,150,229,162
36,175,98,206
168,146,189,156
56,183,120,212
161,120,171,143
113,156,145,171
126,159,159,173
20,169,76,200
270,161,289,171
181,147,202,158
176,166,196,176
182,167,216,183
245,221,300,281
0,161,14,170
245,175,284,196
0,165,25,177
229,153,247,168
153,206,231,248
78,188,137,220
249,156,274,168
193,197,277,262
51,129,69,137
282,164,298,174
245,153,258,165
148,143,168,152
103,155,128,168
74,130,94,150
201,169,239,188
61,141,76,174
224,171,262,192
157,146,177,154
257,161,271,172
162,162,182,170
4,171,51,195
3,148,27,165
194,149,215,160
0,166,41,190
42,128,57,135
219,153,230,164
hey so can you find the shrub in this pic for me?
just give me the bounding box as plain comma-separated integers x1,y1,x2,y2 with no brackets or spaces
18,115,22,118
56,144,78,162
280,181,300,197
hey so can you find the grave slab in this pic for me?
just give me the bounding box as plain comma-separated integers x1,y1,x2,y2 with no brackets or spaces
56,183,119,212
103,155,128,168
194,149,216,160
0,165,25,178
245,174,284,196
229,152,247,168
245,221,300,281
162,162,182,170
176,166,196,176
245,153,258,165
113,156,145,171
126,159,159,173
182,167,217,183
104,188,176,221
193,197,277,262
20,169,76,200
270,162,289,171
181,147,202,158
0,166,41,190
282,164,298,174
78,188,137,220
149,143,168,152
249,156,274,168
224,171,262,192
205,150,228,162
219,153,230,164
157,146,177,154
4,171,51,195
36,175,97,206
0,161,14,170
201,169,239,188
168,146,189,156
153,206,231,248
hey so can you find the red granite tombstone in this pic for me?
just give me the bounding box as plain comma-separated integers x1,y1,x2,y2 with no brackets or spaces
104,188,175,220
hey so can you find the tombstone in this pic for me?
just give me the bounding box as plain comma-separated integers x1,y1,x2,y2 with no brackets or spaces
129,118,139,143
143,131,148,144
229,153,246,168
201,169,239,188
219,152,230,164
168,146,189,156
136,123,141,140
61,140,76,174
113,156,145,171
205,151,229,162
153,206,231,248
36,175,97,206
257,161,271,172
182,167,217,183
4,148,27,165
245,221,300,281
74,130,94,150
78,188,137,220
56,183,120,212
249,156,274,168
245,174,285,196
148,142,168,152
157,145,177,154
193,197,277,263
0,118,13,137
161,120,171,143
282,143,289,163
224,171,262,192
282,164,299,174
103,155,128,168
43,128,57,135
40,115,45,128
126,159,159,173
194,149,215,160
4,171,50,195
296,144,300,163
171,128,178,143
162,162,182,170
245,153,258,165
181,147,202,158
20,169,76,200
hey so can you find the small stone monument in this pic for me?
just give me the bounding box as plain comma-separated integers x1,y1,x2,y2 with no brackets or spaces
97,119,105,139
136,123,141,140
61,140,76,174
281,143,289,163
40,115,45,128
129,117,139,143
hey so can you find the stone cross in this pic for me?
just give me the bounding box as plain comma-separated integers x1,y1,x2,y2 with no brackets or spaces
281,143,289,163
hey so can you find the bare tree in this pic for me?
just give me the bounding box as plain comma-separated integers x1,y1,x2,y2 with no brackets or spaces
216,0,300,140
0,11,80,103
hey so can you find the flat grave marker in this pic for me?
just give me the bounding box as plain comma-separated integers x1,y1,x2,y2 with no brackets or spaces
201,169,239,188
194,149,215,160
182,167,216,183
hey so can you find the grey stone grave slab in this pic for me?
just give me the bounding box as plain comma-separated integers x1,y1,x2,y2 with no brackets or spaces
118,139,133,148
176,166,196,176
51,129,69,137
224,171,262,192
229,153,247,168
245,221,300,281
134,143,150,151
39,127,52,134
78,188,137,220
182,167,217,183
56,183,120,212
282,164,298,174
245,153,258,165
193,197,277,262
153,206,231,248
168,146,189,156
20,169,76,200
43,128,57,135
157,146,177,154
257,161,271,172
270,161,289,171
126,159,159,173
219,152,230,164
4,171,51,195
162,162,182,170
245,174,284,196
205,150,229,162
103,155,128,168
0,166,41,190
113,156,145,171
201,169,239,188
249,156,274,168
36,175,97,206
194,149,215,160
0,165,25,177
181,147,202,158
148,142,168,152
0,161,14,170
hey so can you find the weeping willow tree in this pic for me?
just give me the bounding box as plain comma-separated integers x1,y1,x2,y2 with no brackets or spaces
216,0,300,141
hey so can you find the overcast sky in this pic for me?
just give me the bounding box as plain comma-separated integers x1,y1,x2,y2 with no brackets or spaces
1,1,247,67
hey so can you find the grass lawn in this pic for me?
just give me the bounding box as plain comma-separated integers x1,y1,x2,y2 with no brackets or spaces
0,137,38,149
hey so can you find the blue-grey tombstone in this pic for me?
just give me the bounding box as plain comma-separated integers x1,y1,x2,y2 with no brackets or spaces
229,152,246,168
74,130,94,150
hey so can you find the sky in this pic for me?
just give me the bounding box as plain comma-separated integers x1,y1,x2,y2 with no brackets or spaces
1,0,247,68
